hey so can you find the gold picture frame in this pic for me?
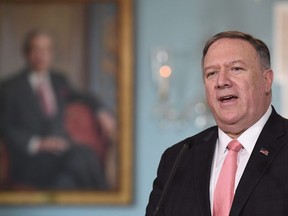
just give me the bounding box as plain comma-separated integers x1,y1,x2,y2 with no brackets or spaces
0,0,133,205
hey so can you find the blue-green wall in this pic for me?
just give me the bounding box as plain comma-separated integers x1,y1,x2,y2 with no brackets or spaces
0,0,286,215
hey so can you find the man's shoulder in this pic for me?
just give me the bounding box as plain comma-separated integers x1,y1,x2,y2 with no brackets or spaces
0,70,28,91
275,112,288,125
266,107,288,133
50,70,66,78
50,70,69,84
163,126,218,157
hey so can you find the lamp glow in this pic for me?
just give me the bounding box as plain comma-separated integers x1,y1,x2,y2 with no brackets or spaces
159,65,172,78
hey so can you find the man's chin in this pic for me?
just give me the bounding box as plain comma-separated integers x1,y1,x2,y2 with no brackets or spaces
216,116,243,129
213,109,241,122
32,66,50,73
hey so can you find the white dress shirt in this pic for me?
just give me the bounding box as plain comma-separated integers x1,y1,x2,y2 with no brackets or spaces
29,71,51,92
27,71,57,154
209,105,272,211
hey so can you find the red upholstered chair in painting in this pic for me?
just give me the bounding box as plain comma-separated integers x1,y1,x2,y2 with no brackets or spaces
65,102,116,187
0,142,9,188
64,102,109,163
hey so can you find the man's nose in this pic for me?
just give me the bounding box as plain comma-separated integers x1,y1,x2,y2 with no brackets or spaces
215,70,232,89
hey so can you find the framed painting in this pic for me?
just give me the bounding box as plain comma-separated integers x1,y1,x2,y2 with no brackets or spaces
274,2,288,118
0,0,134,205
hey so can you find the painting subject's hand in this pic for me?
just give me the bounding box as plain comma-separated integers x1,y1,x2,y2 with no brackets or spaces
97,111,117,138
38,137,69,155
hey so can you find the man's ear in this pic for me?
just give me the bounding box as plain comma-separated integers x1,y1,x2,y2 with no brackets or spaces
264,69,274,94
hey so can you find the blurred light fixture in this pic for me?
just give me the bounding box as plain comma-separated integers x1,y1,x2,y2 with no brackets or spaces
151,48,214,130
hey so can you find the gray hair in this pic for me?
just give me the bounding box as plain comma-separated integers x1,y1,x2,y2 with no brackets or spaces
202,31,270,70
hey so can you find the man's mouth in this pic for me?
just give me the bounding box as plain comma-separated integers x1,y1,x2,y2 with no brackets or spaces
219,95,238,102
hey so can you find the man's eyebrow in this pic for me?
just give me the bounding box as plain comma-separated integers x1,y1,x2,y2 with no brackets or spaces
203,60,247,72
226,60,247,66
203,65,219,72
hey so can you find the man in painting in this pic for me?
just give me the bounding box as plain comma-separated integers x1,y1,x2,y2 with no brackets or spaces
0,29,115,189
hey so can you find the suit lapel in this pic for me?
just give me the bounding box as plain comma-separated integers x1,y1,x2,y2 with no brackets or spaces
193,128,218,216
20,72,44,118
50,73,67,116
230,109,286,216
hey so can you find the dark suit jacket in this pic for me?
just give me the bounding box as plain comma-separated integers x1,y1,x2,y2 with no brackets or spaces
146,108,288,215
0,70,72,183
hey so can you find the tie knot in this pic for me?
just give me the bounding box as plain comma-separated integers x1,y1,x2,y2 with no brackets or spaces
227,140,242,152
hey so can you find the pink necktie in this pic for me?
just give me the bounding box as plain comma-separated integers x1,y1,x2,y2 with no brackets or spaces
213,140,242,216
37,79,57,117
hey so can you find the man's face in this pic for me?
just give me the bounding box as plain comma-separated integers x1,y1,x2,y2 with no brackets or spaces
26,35,53,73
203,38,273,138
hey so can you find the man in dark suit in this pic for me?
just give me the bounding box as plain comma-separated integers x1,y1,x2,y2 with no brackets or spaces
0,29,108,189
146,31,288,215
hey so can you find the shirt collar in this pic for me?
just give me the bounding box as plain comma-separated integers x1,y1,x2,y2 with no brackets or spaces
29,71,50,90
218,105,272,155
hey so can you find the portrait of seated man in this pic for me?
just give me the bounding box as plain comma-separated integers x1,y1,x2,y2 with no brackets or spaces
0,29,116,190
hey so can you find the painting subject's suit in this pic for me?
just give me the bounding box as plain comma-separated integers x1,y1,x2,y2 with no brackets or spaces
0,70,106,189
146,107,288,215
